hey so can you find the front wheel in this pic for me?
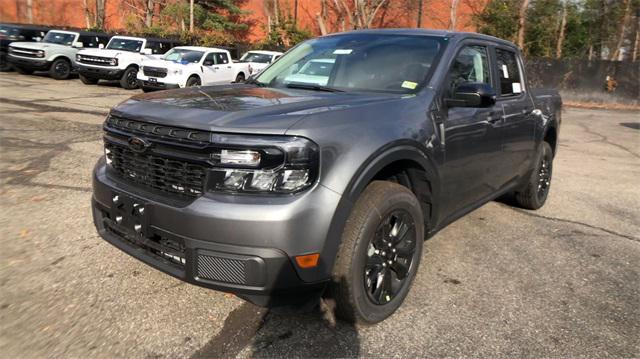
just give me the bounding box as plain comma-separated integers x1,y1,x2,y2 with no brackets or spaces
330,181,424,324
49,58,71,80
185,76,201,87
119,66,139,89
234,73,245,83
515,141,554,210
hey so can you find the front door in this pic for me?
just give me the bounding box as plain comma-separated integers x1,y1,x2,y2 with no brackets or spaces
439,44,506,219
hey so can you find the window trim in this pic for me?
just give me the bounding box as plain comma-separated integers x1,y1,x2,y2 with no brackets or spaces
493,46,526,100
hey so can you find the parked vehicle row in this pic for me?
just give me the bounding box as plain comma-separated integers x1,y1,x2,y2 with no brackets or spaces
2,22,283,91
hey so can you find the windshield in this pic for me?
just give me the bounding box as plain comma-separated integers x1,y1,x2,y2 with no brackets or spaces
107,38,144,52
0,26,20,38
255,33,445,93
240,52,273,63
42,31,76,45
163,48,204,63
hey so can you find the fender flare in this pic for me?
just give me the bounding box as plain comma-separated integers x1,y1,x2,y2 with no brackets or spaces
318,141,441,279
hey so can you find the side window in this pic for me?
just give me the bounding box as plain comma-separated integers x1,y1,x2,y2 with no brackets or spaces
146,41,158,54
204,53,215,65
446,45,490,96
273,55,280,62
495,48,523,96
79,36,98,48
214,53,229,65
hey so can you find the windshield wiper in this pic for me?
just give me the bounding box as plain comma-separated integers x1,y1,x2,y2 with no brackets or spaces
285,83,344,92
245,78,267,87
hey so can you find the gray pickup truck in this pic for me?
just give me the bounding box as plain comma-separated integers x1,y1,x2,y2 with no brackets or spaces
91,29,561,324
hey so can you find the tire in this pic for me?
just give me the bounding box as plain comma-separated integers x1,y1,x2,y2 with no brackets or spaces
185,76,201,87
79,74,99,85
235,72,245,83
15,66,34,75
119,66,139,89
330,181,424,324
515,141,554,210
49,58,71,80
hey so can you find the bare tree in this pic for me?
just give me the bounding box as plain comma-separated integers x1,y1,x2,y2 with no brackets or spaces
417,0,423,28
516,0,530,49
83,0,93,28
610,0,632,61
96,0,106,29
26,0,33,23
124,0,157,28
555,1,567,58
189,0,194,32
449,0,460,30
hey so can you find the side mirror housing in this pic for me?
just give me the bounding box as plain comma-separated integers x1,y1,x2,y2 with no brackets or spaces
203,59,214,66
98,43,105,49
72,41,84,48
141,48,153,55
446,82,496,108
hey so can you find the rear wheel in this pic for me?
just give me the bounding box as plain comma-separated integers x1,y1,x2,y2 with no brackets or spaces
0,54,12,72
330,181,424,324
49,58,71,80
119,66,139,89
79,74,99,85
186,76,201,87
515,141,554,210
235,72,245,83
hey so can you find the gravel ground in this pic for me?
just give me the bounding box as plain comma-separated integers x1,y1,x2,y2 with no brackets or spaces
0,72,638,358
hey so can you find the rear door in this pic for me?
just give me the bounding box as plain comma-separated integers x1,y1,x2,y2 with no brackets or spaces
492,47,536,186
200,52,218,85
439,42,506,218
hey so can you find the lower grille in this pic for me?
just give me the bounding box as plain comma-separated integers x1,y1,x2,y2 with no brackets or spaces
106,142,206,197
197,255,247,284
143,66,167,78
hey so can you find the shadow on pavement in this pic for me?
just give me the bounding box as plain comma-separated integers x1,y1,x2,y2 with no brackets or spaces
191,300,360,358
619,122,640,130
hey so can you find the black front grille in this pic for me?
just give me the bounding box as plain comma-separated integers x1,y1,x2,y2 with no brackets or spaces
143,66,167,78
106,115,211,144
9,46,40,58
78,55,115,66
197,255,247,284
105,142,206,197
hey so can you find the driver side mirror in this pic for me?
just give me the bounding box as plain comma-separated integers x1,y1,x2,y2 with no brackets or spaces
203,59,214,66
446,82,496,108
72,41,84,48
141,48,153,55
98,43,105,49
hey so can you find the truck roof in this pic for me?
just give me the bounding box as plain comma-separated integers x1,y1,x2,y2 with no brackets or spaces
332,28,520,51
48,29,110,37
245,50,283,55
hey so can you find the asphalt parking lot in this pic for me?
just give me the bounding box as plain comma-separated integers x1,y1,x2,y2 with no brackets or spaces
0,72,638,358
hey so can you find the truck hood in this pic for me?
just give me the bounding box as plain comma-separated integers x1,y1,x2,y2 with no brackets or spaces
78,48,145,58
9,41,66,51
110,84,405,135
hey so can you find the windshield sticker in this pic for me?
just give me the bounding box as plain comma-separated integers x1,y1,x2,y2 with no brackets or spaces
502,64,509,78
333,49,352,55
401,81,418,90
512,82,522,93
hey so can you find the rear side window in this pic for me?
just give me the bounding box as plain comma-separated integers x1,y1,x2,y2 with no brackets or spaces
214,53,229,65
78,35,100,48
146,41,172,55
446,45,490,96
495,48,523,96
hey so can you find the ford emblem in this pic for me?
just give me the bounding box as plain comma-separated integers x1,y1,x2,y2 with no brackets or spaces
128,137,151,153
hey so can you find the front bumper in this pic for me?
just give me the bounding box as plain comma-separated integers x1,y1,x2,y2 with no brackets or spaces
77,64,124,80
137,79,181,90
92,159,343,306
7,55,50,70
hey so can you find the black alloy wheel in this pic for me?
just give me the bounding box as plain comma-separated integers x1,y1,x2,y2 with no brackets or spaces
49,58,71,80
537,150,552,201
120,66,139,89
364,209,417,305
514,141,554,210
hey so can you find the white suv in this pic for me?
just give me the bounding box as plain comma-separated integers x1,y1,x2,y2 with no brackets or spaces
137,46,250,92
76,36,178,89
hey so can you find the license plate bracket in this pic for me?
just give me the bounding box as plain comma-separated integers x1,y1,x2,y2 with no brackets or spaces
109,192,150,238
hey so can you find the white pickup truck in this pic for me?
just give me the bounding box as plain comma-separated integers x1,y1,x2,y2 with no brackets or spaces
238,50,282,75
76,36,179,89
136,46,250,92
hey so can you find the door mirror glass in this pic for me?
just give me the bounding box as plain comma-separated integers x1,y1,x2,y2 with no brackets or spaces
447,82,497,108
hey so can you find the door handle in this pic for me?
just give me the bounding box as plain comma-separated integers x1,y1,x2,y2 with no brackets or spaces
213,66,220,69
227,66,232,69
487,113,503,124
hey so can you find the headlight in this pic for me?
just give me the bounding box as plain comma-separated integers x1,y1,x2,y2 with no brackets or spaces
209,135,319,194
109,58,117,66
36,50,45,58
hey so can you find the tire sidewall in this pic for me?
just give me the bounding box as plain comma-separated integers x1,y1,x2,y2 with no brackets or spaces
120,66,139,89
348,187,424,323
534,142,553,205
186,76,201,87
50,58,70,80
